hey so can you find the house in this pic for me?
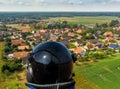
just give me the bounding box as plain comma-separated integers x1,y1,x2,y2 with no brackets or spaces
76,28,82,33
54,29,61,35
1,31,8,36
85,24,94,28
68,32,75,37
41,33,50,41
76,40,83,45
50,34,57,41
18,45,30,51
11,39,25,45
39,30,47,34
109,44,119,49
77,35,82,39
13,52,29,59
88,39,99,44
113,34,119,39
96,31,102,35
8,54,13,58
103,31,113,37
64,36,73,42
74,47,83,54
34,33,40,38
64,28,71,32
105,37,114,42
60,40,69,46
22,29,29,33
113,26,120,31
74,47,86,56
96,43,103,49
86,42,94,50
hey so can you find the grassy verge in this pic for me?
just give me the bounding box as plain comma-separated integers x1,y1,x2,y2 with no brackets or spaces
0,42,27,89
0,42,7,89
74,54,120,89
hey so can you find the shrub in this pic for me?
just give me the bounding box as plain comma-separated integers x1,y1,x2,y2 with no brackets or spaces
1,59,22,75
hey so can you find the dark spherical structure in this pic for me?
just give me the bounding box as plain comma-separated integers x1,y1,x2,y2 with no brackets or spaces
27,41,74,84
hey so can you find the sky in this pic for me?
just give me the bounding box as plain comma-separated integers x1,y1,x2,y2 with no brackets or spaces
0,0,120,12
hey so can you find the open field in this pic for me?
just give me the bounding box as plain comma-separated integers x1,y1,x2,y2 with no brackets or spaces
74,54,120,89
43,16,120,25
6,24,31,30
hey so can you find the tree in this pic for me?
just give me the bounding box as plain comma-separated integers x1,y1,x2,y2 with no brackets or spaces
2,59,22,75
67,43,76,48
101,23,108,28
109,20,119,27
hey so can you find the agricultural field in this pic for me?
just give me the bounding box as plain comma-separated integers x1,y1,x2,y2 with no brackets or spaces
6,24,31,30
43,16,120,25
74,54,120,89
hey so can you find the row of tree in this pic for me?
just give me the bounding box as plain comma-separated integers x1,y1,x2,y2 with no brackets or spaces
30,21,79,29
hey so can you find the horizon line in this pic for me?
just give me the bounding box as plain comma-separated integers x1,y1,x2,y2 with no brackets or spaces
0,11,120,13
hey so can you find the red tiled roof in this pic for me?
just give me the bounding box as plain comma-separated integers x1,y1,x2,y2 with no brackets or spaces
68,32,75,37
104,31,113,37
22,29,29,33
55,29,61,34
11,40,25,45
105,37,114,42
76,29,82,33
50,37,57,41
39,30,47,34
18,45,29,50
13,52,29,59
77,35,82,39
74,47,83,54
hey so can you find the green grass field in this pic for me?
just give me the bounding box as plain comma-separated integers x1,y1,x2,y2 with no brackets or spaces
44,16,120,25
74,54,120,89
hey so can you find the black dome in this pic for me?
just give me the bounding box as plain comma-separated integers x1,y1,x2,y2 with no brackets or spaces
33,41,72,64
27,41,74,84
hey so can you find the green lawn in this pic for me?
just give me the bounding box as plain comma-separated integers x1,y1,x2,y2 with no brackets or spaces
43,16,120,25
74,54,120,89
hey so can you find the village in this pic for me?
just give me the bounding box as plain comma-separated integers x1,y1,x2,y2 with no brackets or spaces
0,22,120,65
